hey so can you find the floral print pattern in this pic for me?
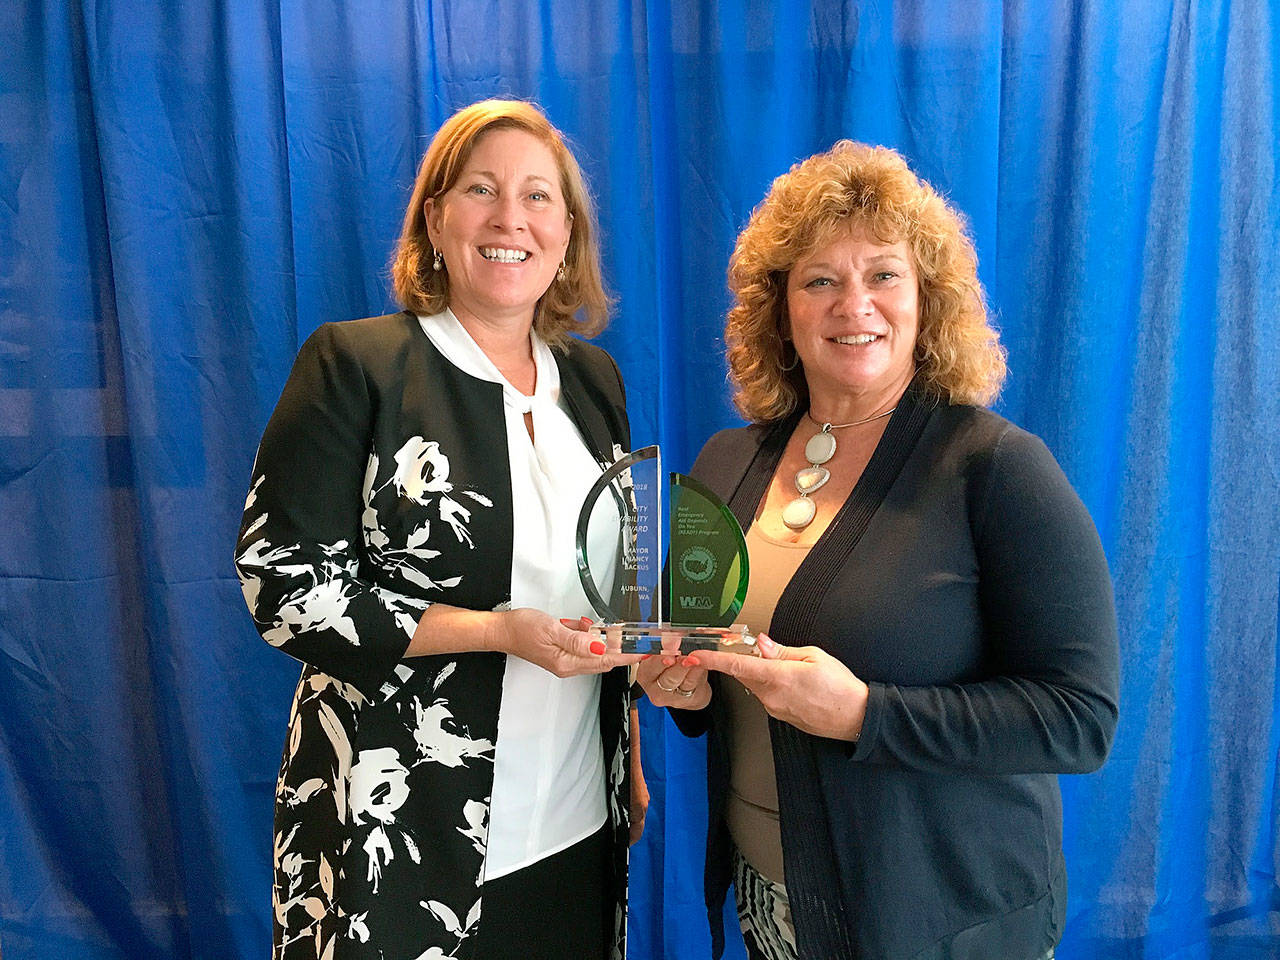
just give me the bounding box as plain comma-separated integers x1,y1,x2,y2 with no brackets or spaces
235,316,632,960
239,437,502,958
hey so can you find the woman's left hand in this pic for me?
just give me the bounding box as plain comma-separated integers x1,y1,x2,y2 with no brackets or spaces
628,706,649,845
635,646,712,710
692,634,870,742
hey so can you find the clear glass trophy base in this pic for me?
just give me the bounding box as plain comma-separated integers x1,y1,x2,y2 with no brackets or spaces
590,622,759,656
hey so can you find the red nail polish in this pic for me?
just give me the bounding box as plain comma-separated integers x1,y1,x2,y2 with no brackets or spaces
589,640,606,655
684,657,700,668
559,618,578,628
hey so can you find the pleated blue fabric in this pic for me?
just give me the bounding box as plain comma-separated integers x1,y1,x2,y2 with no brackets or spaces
0,1,1275,958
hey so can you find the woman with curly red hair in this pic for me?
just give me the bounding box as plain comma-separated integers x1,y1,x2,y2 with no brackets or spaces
637,142,1118,960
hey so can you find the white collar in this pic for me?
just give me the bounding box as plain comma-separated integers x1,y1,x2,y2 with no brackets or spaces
417,309,560,414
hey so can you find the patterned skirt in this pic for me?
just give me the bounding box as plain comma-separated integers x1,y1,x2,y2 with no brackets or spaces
731,847,1056,960
732,847,798,960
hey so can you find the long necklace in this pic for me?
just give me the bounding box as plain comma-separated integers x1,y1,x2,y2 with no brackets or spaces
781,407,897,530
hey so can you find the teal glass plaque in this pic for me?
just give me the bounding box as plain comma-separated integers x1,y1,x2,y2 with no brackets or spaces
575,446,756,655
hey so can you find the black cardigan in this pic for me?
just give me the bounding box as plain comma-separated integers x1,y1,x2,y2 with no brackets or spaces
235,311,633,960
674,383,1119,960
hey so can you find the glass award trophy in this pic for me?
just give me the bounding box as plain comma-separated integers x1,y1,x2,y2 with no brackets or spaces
575,445,758,655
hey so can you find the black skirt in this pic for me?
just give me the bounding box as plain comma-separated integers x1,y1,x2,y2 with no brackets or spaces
472,825,611,960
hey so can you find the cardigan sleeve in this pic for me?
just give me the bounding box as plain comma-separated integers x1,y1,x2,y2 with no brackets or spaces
852,427,1120,774
234,323,426,700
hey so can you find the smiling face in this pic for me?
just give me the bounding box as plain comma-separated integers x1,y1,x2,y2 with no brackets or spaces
424,127,572,333
785,227,920,418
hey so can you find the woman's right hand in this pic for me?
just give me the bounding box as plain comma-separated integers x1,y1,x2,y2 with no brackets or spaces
636,647,711,710
496,608,641,677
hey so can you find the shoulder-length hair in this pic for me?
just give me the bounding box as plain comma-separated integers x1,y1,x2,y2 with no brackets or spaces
725,141,1006,422
391,99,611,345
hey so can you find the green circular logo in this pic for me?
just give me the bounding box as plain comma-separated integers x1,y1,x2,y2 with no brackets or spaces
678,546,716,583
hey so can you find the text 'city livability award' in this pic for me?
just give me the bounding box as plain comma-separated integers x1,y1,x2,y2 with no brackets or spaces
575,445,758,655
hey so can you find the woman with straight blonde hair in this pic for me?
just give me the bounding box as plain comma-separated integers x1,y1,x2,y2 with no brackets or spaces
237,99,644,960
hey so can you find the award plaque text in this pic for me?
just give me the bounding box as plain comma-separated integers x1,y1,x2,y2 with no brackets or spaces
575,445,757,655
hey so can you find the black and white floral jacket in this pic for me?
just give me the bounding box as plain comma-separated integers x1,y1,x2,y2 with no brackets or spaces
235,311,633,960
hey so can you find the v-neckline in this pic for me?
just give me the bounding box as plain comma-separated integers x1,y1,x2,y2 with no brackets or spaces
725,375,938,623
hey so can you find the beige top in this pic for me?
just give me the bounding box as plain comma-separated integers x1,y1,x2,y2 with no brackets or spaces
723,522,812,884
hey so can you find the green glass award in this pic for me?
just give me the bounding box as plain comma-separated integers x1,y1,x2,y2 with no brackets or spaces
575,445,758,655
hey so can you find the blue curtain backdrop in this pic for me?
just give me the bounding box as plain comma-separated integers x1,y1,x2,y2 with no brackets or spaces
2,1,1277,957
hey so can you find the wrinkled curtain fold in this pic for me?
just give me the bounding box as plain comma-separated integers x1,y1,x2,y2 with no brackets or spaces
0,1,1275,958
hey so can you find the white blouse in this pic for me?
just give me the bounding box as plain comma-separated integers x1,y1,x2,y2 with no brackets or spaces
418,310,618,880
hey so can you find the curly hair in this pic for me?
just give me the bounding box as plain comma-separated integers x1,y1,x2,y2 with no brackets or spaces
391,99,610,345
725,141,1006,422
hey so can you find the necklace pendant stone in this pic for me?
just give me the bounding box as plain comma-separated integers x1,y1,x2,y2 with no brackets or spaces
804,431,837,464
795,465,830,494
782,495,817,530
